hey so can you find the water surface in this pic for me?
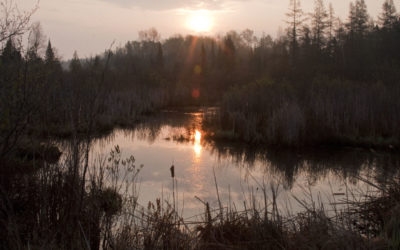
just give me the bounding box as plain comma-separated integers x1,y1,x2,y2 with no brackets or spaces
86,109,399,219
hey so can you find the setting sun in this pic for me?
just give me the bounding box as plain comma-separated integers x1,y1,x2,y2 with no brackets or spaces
186,11,213,33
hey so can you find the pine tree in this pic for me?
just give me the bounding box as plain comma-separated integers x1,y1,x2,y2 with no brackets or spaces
44,40,62,77
354,0,369,36
311,0,328,50
0,38,22,82
379,0,398,29
346,0,369,37
45,40,55,64
346,2,356,35
1,38,21,64
70,51,81,72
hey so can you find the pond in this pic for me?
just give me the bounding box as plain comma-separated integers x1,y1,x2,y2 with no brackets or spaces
83,108,399,219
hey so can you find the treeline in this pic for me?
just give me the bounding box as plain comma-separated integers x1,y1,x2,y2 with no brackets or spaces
211,78,400,146
0,30,167,160
207,0,400,147
103,0,400,103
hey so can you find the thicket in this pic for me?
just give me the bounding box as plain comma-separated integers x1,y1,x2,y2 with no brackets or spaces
206,0,400,147
210,78,400,146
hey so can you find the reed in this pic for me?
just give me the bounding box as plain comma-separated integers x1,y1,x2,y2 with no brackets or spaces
1,146,399,249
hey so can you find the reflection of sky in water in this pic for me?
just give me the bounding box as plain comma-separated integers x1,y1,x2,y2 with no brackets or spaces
86,110,398,219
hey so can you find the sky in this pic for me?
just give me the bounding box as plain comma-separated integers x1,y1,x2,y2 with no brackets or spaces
18,0,394,59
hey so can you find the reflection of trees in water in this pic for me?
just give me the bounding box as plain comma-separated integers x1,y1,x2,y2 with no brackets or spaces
205,141,400,190
62,110,206,169
60,110,203,154
117,111,203,143
75,109,400,192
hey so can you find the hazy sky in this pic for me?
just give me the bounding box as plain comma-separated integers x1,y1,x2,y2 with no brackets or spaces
19,0,394,59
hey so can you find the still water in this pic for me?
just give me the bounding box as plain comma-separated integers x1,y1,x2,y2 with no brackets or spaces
87,108,399,219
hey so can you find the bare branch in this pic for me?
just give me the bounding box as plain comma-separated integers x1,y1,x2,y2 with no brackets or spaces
0,0,38,44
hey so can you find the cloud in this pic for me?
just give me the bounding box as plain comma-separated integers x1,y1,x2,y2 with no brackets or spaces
98,0,246,10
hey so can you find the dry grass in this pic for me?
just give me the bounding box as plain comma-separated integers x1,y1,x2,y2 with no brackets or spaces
1,145,399,249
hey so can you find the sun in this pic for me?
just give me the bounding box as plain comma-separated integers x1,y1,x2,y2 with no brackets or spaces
186,11,213,33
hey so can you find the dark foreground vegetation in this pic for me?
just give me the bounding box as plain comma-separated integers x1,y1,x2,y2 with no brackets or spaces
2,143,400,249
1,0,400,249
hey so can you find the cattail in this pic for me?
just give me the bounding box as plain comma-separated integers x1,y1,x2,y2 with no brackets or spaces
170,165,175,178
170,164,176,215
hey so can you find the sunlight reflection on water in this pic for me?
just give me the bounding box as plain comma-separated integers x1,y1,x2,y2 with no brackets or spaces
193,130,202,159
80,109,399,219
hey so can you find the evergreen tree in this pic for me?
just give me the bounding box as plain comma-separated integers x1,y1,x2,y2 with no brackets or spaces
346,2,357,35
0,39,22,82
354,0,369,36
346,0,369,37
44,40,62,78
45,40,55,64
311,0,328,50
379,0,398,29
1,38,21,64
70,51,82,72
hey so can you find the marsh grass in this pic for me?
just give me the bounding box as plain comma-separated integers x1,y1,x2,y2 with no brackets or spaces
1,145,399,249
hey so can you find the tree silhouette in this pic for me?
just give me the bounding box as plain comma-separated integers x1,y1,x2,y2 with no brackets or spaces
354,0,369,36
311,0,328,50
286,0,306,66
379,0,398,29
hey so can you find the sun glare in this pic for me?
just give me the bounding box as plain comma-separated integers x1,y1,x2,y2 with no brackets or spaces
195,130,201,143
193,130,202,158
186,11,213,33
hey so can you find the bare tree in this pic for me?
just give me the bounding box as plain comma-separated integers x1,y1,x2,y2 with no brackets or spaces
138,27,161,42
240,28,257,49
27,21,46,57
327,3,337,42
0,0,38,44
